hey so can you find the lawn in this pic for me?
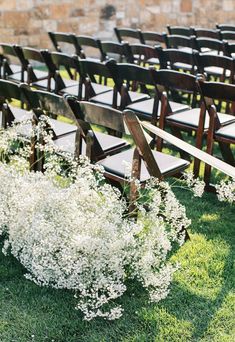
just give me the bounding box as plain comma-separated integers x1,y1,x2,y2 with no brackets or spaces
0,69,234,341
0,184,234,342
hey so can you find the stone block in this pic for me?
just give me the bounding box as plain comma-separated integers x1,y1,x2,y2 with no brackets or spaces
181,0,192,13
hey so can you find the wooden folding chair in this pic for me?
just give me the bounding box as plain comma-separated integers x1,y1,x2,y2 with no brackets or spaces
164,34,197,53
48,31,81,56
139,31,166,48
0,44,26,82
167,25,193,37
75,35,105,62
0,79,32,129
160,48,197,73
72,102,190,185
198,79,235,188
195,52,235,82
101,41,133,63
128,44,162,67
191,28,221,40
216,24,235,32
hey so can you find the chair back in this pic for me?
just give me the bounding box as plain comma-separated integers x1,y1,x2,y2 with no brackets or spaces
192,28,221,40
140,31,166,47
48,31,81,55
75,35,105,61
101,41,133,63
216,24,235,32
220,31,235,42
129,44,162,65
195,52,235,83
160,48,196,72
114,27,142,43
165,34,196,50
195,37,225,54
167,25,193,37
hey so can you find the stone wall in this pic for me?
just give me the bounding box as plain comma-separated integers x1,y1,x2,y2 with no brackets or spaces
0,0,235,49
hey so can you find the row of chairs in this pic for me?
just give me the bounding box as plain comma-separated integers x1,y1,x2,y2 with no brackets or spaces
115,24,235,43
2,42,235,94
1,78,234,193
47,30,235,63
1,41,235,187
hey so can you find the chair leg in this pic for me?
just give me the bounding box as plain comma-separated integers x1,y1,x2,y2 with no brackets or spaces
169,126,191,160
129,148,141,217
218,142,235,166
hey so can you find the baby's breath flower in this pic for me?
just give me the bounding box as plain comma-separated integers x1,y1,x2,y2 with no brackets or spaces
215,178,235,203
0,117,191,320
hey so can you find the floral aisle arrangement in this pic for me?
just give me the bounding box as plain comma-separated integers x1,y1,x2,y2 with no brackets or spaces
0,118,193,320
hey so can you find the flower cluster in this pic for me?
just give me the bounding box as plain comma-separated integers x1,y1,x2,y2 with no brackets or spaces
182,171,205,197
215,178,235,204
0,119,190,320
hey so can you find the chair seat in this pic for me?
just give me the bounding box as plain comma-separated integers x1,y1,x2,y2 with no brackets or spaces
9,64,22,73
54,130,128,155
173,62,195,72
33,69,49,79
6,105,77,138
147,57,160,65
90,90,149,107
7,72,23,82
49,118,77,137
204,66,231,77
98,148,189,181
215,122,235,140
33,78,55,90
8,105,33,122
166,108,235,129
61,82,112,99
126,98,189,120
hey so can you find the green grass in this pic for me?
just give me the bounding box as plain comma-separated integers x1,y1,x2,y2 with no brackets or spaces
1,68,234,341
0,186,234,342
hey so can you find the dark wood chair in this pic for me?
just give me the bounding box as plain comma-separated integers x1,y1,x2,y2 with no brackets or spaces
128,43,162,67
160,48,197,74
194,52,235,101
0,44,26,82
0,79,32,129
150,70,235,178
140,119,235,185
101,41,133,63
21,87,129,168
197,79,235,187
105,61,154,111
73,101,190,184
195,37,225,55
107,61,189,124
223,40,235,58
219,31,235,42
191,28,221,40
78,59,118,105
75,35,105,62
167,25,193,37
20,47,54,91
78,60,152,111
114,27,142,44
164,34,197,53
140,31,166,48
216,24,235,32
49,53,113,100
48,31,81,56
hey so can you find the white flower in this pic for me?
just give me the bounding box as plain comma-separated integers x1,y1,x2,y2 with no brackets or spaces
215,178,235,204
